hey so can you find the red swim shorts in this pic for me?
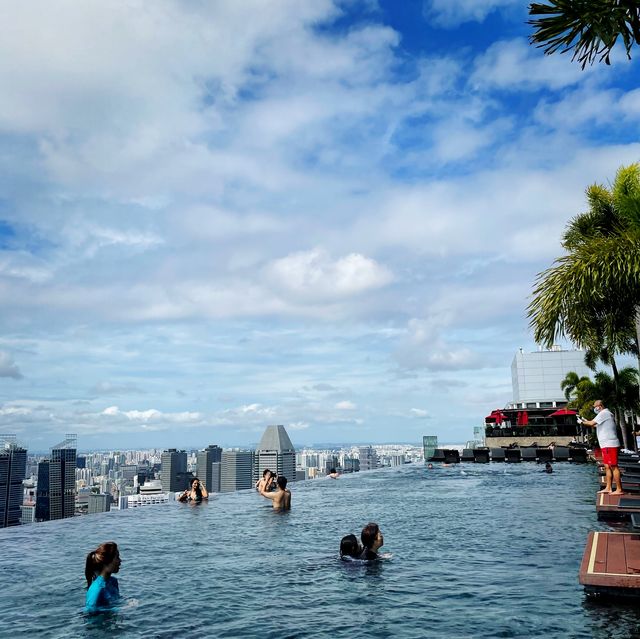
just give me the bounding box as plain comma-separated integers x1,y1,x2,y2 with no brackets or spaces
601,447,619,466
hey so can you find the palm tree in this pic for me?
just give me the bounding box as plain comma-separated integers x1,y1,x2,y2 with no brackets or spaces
529,1,640,68
529,164,640,446
561,370,591,401
528,164,640,368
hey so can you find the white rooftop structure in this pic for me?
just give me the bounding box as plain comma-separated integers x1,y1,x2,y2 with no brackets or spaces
510,346,593,408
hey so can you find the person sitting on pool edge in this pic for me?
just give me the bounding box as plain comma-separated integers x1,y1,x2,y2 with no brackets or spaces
259,475,291,510
340,534,362,559
359,522,384,560
327,468,340,479
85,541,121,614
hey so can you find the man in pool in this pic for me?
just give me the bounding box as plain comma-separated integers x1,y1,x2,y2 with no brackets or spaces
327,468,340,479
259,475,291,510
580,399,623,495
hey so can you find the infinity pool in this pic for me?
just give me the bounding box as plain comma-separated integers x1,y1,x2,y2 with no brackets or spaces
1,462,638,638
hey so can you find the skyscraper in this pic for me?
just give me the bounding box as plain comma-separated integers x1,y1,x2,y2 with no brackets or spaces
35,460,50,522
88,493,111,514
254,424,296,484
160,449,188,492
358,446,379,472
49,434,77,520
220,451,254,492
0,435,27,528
196,444,222,493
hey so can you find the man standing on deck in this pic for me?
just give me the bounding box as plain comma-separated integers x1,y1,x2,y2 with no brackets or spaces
581,400,623,495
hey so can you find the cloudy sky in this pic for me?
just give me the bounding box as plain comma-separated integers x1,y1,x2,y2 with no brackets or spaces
1,0,638,451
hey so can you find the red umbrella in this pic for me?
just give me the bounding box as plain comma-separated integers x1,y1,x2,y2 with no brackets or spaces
520,411,529,426
548,408,577,417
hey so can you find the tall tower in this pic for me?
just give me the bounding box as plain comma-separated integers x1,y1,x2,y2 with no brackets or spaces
35,460,50,522
196,444,222,493
220,451,254,492
0,435,27,528
254,425,296,484
160,449,188,492
49,434,77,520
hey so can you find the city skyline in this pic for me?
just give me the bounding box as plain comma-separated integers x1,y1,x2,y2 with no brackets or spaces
2,2,639,449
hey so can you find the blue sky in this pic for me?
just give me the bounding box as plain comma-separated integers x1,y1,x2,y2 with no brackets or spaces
1,0,639,450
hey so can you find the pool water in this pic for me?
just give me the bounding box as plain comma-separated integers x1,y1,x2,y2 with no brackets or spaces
1,462,639,638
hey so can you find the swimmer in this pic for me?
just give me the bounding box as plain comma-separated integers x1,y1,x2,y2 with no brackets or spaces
359,522,384,560
179,477,208,503
85,542,121,614
260,475,291,510
328,468,340,479
427,463,434,469
544,462,553,474
340,534,361,559
256,469,275,493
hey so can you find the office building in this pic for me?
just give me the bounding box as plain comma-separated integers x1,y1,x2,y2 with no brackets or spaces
210,462,221,493
0,435,27,528
254,425,296,484
49,434,77,520
160,449,188,492
220,451,254,492
76,456,86,469
35,461,50,522
358,446,379,472
196,444,222,493
88,493,111,514
21,503,35,524
510,347,592,408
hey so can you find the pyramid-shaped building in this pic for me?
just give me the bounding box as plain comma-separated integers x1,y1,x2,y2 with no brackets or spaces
254,424,296,484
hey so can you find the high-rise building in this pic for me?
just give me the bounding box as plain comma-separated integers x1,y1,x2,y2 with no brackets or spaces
254,425,296,484
196,444,222,493
49,434,77,520
0,435,27,528
21,503,35,524
358,446,379,472
160,449,188,492
88,493,111,514
35,460,50,522
210,462,221,493
76,456,86,469
220,451,254,492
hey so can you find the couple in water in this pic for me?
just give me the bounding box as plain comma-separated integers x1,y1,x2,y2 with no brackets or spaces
340,522,384,561
256,468,291,510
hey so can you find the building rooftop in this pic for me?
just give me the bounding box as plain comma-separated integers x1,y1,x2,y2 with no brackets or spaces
257,424,294,453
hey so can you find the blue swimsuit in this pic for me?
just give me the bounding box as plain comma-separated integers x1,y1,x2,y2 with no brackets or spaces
85,575,120,613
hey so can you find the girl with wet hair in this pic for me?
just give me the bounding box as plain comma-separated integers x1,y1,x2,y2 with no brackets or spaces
339,534,361,559
85,541,121,613
359,523,384,560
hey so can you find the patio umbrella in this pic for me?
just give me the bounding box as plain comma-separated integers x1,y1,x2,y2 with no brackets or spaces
548,408,577,417
520,411,529,426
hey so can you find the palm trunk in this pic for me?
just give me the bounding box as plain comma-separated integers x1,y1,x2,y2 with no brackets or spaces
611,358,630,450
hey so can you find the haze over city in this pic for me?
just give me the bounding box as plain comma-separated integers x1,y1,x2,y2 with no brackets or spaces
1,0,639,449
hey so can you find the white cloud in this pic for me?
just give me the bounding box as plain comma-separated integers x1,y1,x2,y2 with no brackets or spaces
335,400,357,410
267,249,393,301
0,352,23,379
471,39,596,91
410,408,429,418
424,0,521,27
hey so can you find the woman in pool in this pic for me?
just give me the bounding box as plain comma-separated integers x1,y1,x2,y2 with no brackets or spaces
180,477,209,503
359,522,384,560
85,541,121,613
340,534,362,560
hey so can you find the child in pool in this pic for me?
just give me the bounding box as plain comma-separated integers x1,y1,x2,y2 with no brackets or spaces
85,541,121,613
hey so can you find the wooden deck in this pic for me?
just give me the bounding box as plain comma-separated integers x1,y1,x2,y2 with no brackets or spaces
596,493,640,520
579,531,640,597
